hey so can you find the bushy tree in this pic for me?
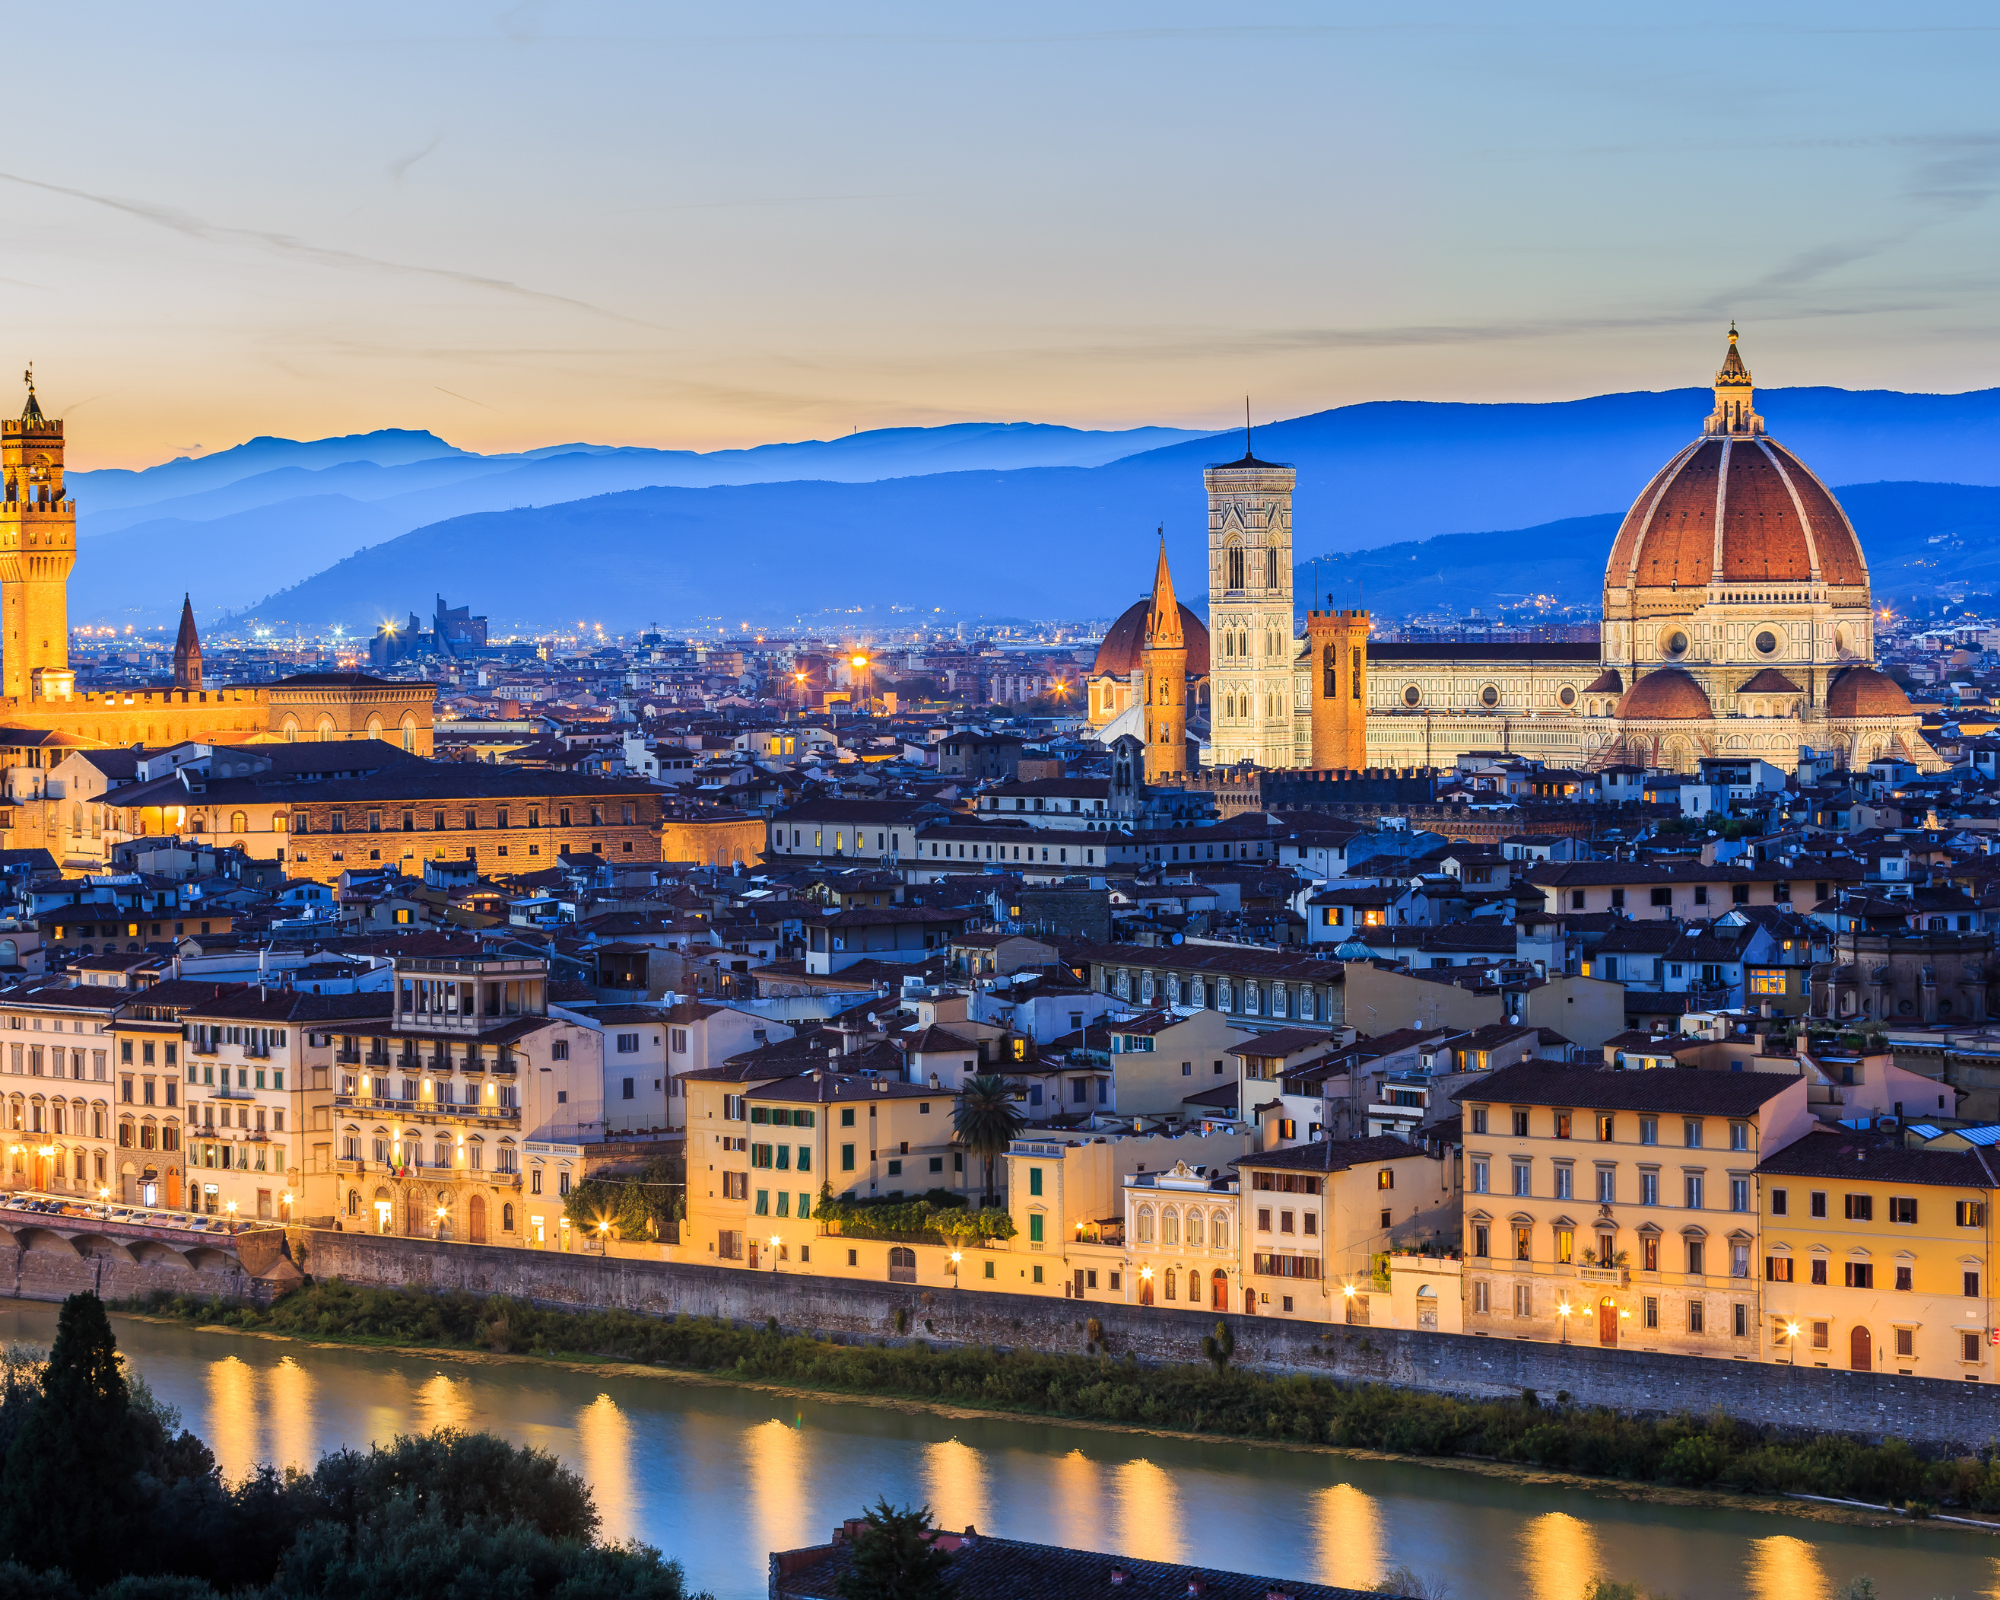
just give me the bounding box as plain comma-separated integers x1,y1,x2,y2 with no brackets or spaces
0,1294,139,1584
833,1500,954,1600
267,1503,694,1600
306,1428,598,1542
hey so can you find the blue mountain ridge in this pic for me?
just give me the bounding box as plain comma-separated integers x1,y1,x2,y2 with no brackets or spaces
69,384,2000,628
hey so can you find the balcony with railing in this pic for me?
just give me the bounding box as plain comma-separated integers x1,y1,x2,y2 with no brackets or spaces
332,1093,520,1124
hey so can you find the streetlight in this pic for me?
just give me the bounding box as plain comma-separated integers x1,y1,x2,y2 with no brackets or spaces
97,1187,109,1221
1556,1300,1573,1344
1785,1319,1801,1366
949,1250,962,1278
436,1204,449,1241
769,1234,782,1273
224,1199,238,1235
850,654,869,713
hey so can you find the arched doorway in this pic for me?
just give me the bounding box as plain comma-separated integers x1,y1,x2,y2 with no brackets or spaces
1211,1269,1228,1310
1598,1296,1618,1346
405,1193,425,1237
468,1194,487,1244
372,1185,393,1234
1243,1288,1258,1315
1850,1324,1872,1370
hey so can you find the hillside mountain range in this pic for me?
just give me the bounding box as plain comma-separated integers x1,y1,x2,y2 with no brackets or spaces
64,385,2000,629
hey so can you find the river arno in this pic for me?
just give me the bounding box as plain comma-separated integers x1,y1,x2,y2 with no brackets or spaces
9,1307,1995,1600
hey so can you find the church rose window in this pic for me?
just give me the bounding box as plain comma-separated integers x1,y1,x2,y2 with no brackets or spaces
1558,686,1577,707
1480,685,1499,707
1402,685,1421,707
1755,631,1778,654
1665,631,1689,656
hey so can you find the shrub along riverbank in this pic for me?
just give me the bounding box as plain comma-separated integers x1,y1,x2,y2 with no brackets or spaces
125,1280,2000,1517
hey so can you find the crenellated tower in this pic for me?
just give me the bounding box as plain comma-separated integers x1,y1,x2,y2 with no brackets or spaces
1139,535,1187,782
0,370,74,703
1306,607,1369,769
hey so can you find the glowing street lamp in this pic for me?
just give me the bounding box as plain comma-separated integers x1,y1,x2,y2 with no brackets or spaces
949,1250,963,1277
1556,1300,1573,1344
98,1186,110,1220
224,1199,239,1235
769,1234,782,1273
1785,1319,1801,1366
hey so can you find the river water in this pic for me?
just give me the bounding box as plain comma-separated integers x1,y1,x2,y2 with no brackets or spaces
4,1305,1994,1600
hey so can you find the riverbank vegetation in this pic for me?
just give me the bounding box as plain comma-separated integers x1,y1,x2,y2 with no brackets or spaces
0,1292,705,1598
126,1279,2000,1518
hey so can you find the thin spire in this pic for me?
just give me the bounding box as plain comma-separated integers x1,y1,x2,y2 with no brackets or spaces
20,364,42,424
1244,396,1252,458
1143,527,1184,651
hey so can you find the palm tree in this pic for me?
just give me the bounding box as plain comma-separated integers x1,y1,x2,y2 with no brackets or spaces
953,1074,1026,1207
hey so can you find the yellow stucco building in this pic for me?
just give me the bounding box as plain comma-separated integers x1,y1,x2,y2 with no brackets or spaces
1756,1132,1995,1378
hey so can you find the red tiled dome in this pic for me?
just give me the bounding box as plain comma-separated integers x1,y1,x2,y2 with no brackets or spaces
1091,599,1209,678
1615,668,1712,721
1605,437,1867,591
1826,665,1912,718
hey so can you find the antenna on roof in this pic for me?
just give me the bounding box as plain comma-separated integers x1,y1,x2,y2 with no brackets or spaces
1244,396,1252,458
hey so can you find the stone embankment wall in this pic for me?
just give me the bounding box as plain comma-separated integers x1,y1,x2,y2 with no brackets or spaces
302,1230,2000,1452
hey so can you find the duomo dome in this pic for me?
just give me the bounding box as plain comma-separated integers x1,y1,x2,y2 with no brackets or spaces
1584,326,1931,771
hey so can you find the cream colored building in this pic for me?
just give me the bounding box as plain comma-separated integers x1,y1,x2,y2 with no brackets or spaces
0,985,122,1201
325,953,599,1247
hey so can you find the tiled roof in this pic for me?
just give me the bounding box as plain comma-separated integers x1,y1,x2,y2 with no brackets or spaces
1756,1128,1995,1187
1453,1062,1800,1116
1236,1135,1432,1173
1227,1027,1336,1059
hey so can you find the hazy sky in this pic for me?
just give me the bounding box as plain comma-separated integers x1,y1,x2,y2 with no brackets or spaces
14,3,2000,468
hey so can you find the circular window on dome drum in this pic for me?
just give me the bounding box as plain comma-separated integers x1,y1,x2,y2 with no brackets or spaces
1480,684,1500,708
1402,685,1421,707
1755,630,1779,655
1558,685,1577,708
1661,629,1689,658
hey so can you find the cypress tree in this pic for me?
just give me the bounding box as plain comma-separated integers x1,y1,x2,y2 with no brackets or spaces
0,1294,139,1584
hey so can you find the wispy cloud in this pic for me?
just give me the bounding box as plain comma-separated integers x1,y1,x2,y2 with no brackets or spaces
0,170,655,328
386,133,444,182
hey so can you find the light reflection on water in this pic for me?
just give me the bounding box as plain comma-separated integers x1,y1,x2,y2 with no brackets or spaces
1747,1533,1831,1600
8,1306,1998,1600
1522,1512,1603,1600
1314,1481,1385,1591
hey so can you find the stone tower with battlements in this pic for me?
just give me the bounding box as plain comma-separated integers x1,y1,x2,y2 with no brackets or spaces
0,373,74,704
1306,608,1369,770
1205,429,1296,768
1140,537,1188,783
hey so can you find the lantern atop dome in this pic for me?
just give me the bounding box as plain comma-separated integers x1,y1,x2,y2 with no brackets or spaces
1703,323,1764,438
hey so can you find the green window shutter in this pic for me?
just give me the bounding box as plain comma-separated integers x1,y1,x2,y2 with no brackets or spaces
1029,1214,1044,1243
